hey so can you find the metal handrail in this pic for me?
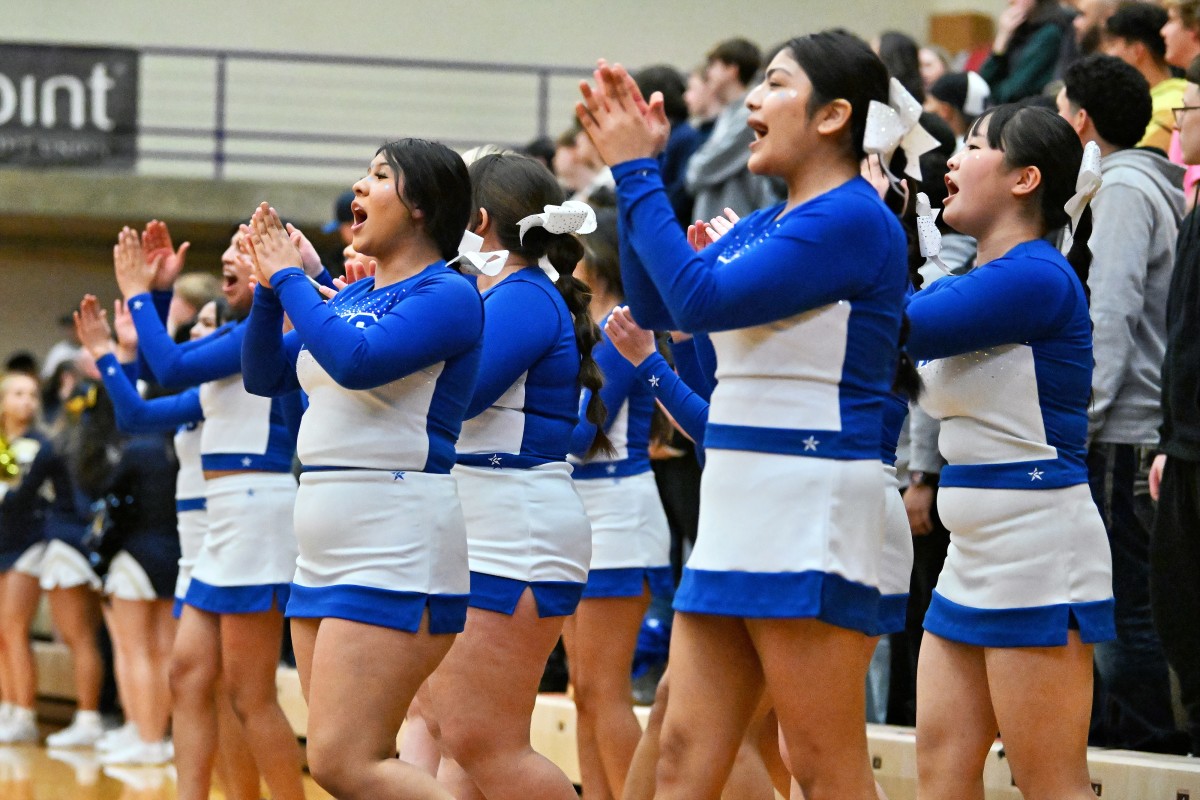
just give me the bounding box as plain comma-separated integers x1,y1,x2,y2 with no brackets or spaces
134,45,591,179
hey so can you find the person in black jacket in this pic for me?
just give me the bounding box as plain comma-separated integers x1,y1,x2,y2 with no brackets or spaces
1148,53,1200,757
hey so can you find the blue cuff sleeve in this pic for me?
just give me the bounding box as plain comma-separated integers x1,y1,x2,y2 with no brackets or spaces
129,293,244,388
669,336,715,402
241,285,303,396
273,267,483,391
635,352,708,446
97,352,204,433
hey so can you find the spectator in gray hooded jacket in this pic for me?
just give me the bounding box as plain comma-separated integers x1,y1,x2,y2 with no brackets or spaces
1058,54,1190,754
684,38,778,222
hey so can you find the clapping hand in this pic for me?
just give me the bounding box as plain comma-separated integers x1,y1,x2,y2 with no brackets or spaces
74,295,115,359
285,222,324,278
576,60,671,166
686,208,740,251
142,219,190,291
244,203,304,289
113,227,158,299
604,306,657,367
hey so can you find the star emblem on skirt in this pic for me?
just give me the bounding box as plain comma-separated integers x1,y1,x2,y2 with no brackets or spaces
392,471,405,481
802,436,820,451
1028,468,1044,481
489,455,502,468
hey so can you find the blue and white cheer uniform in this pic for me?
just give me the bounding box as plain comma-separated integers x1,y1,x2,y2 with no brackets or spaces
96,353,208,615
129,293,301,614
242,264,483,634
454,267,592,617
614,158,908,632
907,239,1114,647
569,315,672,600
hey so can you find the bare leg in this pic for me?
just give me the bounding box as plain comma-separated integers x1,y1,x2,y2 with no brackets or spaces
108,599,173,741
170,606,222,800
622,669,670,800
654,612,765,800
722,693,777,800
403,687,443,777
303,615,455,800
563,588,651,799
47,586,102,711
0,573,42,709
984,631,1097,800
215,676,263,800
101,602,137,731
915,633,997,800
745,617,877,800
429,591,576,800
220,609,304,800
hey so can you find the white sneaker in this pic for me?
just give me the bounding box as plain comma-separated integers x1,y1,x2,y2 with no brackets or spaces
45,711,104,748
0,707,38,744
102,764,171,790
96,722,139,753
99,737,172,766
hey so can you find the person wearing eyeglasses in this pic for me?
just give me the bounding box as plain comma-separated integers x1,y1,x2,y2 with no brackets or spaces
1149,53,1200,759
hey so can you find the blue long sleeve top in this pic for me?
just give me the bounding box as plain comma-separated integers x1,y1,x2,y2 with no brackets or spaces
456,267,582,469
906,239,1092,489
241,264,483,474
612,158,908,461
96,352,207,506
128,293,298,473
569,315,656,479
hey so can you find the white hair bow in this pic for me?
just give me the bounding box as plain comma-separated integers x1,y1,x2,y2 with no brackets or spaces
1065,140,1103,235
915,192,950,276
964,72,990,117
449,230,509,277
516,201,597,243
864,78,941,182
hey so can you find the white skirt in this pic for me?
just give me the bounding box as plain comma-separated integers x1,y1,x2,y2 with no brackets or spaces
11,542,45,578
174,508,208,607
575,470,672,598
105,552,157,601
453,462,590,617
926,483,1114,647
289,469,469,634
676,450,885,633
185,473,297,614
877,465,914,635
39,540,100,591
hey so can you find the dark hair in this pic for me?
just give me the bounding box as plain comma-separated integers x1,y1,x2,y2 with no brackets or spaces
56,383,121,499
1107,2,1170,61
1170,0,1200,31
707,37,762,86
520,136,556,171
580,207,622,300
375,138,471,262
1063,54,1152,148
929,72,988,124
877,31,925,103
971,104,1093,300
783,30,891,161
634,65,689,125
467,153,613,458
4,352,38,377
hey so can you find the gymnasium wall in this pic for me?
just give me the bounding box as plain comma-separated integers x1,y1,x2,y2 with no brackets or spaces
1,0,1004,364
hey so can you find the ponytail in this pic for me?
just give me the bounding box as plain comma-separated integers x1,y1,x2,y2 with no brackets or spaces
892,314,922,398
1065,204,1093,305
551,261,616,459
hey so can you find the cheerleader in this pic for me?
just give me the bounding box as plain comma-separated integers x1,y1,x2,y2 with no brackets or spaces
577,30,909,800
563,208,672,800
422,152,601,800
112,226,304,800
240,138,481,800
0,371,47,744
74,297,259,791
905,105,1110,800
